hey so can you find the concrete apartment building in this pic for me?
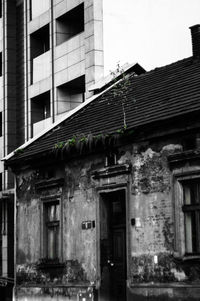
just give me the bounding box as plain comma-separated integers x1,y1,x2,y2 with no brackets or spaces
0,0,103,299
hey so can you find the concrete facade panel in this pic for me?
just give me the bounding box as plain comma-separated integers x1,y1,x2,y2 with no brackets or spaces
29,10,50,34
29,78,51,98
67,34,83,54
85,49,103,68
68,61,85,82
32,51,51,83
31,0,50,20
54,55,68,74
33,117,52,137
85,65,103,85
55,33,84,59
67,48,82,67
55,60,84,87
67,0,83,13
54,1,67,19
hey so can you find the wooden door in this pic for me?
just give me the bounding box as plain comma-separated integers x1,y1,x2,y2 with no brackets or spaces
100,190,126,301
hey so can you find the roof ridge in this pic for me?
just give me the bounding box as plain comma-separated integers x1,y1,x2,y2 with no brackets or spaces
138,56,194,78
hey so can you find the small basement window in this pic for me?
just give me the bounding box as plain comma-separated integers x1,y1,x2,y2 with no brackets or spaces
56,3,84,46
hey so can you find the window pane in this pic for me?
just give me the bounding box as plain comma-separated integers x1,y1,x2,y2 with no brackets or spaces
47,228,54,259
184,185,192,205
47,226,59,259
55,226,59,258
184,181,199,204
46,202,60,259
47,203,59,221
55,204,59,220
185,211,197,253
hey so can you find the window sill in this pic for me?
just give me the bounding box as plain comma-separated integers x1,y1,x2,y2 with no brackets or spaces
182,255,200,262
129,282,200,288
16,282,93,288
173,253,200,262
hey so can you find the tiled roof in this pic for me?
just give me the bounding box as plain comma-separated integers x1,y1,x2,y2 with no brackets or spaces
6,56,200,164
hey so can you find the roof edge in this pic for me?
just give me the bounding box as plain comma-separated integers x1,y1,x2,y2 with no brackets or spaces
89,62,146,92
3,77,124,162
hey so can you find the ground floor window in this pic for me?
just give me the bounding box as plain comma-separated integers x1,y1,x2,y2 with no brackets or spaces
182,179,200,254
44,201,60,259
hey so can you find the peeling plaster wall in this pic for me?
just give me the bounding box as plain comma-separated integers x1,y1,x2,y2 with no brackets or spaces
129,146,175,282
15,142,200,300
17,198,40,263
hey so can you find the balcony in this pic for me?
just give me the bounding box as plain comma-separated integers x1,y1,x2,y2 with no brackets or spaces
32,51,51,83
57,75,85,114
31,0,49,20
33,116,52,137
31,91,51,136
55,33,85,87
56,3,84,46
30,24,50,84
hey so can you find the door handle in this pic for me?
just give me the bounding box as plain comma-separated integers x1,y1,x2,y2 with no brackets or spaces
107,260,114,266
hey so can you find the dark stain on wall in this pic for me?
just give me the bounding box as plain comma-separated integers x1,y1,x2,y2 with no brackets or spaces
16,259,88,286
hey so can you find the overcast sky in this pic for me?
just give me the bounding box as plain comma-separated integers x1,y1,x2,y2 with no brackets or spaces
103,0,200,74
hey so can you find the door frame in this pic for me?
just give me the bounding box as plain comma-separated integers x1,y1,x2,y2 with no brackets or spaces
96,183,130,300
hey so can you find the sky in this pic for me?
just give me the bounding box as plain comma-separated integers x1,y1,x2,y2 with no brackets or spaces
103,0,200,74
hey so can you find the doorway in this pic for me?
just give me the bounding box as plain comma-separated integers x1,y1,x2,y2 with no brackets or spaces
99,190,127,301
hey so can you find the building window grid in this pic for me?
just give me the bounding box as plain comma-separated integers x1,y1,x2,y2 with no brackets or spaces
182,179,200,255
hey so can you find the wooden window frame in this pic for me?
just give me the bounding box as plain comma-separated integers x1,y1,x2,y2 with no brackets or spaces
182,180,200,254
40,197,62,261
45,201,60,260
173,170,200,259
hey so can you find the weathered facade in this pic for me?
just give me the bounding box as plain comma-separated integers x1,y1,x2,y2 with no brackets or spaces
4,25,200,300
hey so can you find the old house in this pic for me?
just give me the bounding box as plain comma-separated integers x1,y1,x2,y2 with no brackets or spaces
4,25,200,301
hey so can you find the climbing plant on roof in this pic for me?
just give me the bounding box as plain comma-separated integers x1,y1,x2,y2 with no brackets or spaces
53,128,134,157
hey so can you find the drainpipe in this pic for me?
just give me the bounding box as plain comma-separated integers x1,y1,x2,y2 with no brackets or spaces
13,174,17,300
25,0,29,140
2,0,6,189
